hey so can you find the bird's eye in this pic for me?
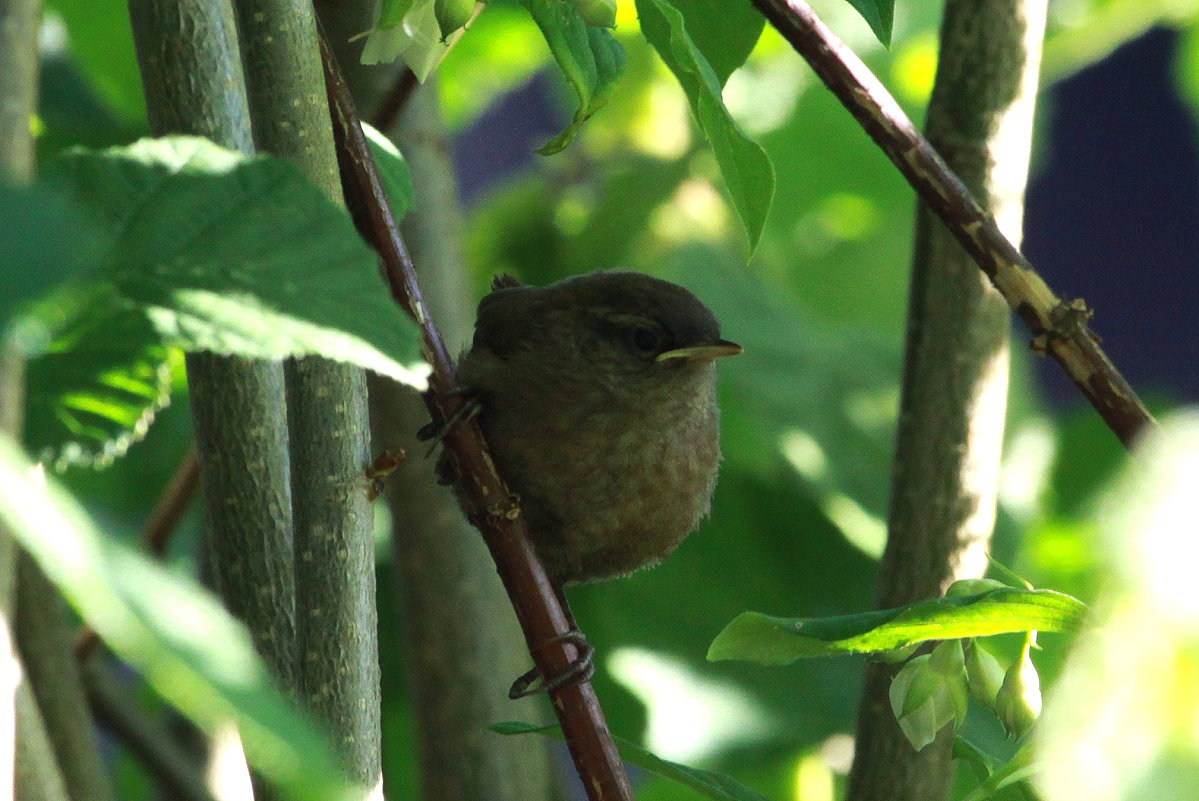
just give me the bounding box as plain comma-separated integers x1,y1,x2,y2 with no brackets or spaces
630,326,660,353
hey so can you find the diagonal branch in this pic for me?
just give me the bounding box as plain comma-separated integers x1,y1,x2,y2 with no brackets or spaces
751,0,1155,448
318,33,634,801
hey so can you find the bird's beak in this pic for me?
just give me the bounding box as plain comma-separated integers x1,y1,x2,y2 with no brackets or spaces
656,339,743,363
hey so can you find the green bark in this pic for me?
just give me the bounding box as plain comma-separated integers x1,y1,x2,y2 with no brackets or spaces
231,0,380,784
846,2,1047,800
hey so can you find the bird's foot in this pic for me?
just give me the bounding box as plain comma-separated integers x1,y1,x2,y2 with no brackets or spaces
508,630,595,699
416,393,481,457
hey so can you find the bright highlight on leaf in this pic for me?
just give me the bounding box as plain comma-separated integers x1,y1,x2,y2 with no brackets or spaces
358,0,474,78
6,135,428,467
0,436,365,801
708,587,1087,665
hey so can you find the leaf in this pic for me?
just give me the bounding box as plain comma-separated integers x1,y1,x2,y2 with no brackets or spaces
360,0,457,80
636,0,775,252
844,0,894,47
13,136,427,465
518,0,626,154
707,588,1088,665
0,435,365,801
661,0,765,85
362,122,416,219
40,136,428,389
491,721,775,801
24,292,172,470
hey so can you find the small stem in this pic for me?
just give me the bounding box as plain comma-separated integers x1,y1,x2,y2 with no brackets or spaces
82,657,218,801
75,446,200,661
751,0,1155,448
320,33,634,801
370,68,419,131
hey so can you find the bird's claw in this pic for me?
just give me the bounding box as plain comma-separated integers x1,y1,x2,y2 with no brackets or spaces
417,396,481,457
508,630,595,699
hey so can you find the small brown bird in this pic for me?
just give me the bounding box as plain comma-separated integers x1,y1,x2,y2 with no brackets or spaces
458,270,741,586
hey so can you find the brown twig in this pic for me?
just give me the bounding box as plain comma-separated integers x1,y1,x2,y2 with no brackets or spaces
75,446,201,661
319,33,633,801
751,0,1156,448
82,656,218,801
370,67,419,131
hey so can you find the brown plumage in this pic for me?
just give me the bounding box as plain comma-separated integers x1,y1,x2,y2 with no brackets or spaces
458,270,740,585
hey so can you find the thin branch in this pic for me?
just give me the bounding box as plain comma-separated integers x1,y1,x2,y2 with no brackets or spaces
75,446,200,661
82,657,218,801
15,682,69,801
16,557,114,801
144,445,201,557
370,67,419,131
319,33,634,801
751,0,1155,448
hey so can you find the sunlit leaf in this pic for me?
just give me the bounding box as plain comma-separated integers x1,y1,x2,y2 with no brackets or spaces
518,0,626,154
363,122,416,218
39,136,428,387
24,294,171,469
360,0,459,79
491,721,774,801
708,588,1087,665
0,436,365,801
636,0,775,251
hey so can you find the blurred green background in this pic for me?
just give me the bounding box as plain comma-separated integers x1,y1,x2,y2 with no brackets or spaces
25,0,1199,799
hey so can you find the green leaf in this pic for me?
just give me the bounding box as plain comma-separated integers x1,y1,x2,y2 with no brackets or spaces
40,136,428,388
518,0,626,154
360,0,456,79
0,435,365,801
660,0,765,85
636,0,775,252
708,588,1087,665
24,292,172,470
491,721,774,801
362,123,416,219
844,0,894,47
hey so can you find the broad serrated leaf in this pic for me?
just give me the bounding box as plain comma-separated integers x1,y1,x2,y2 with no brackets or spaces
845,0,894,47
636,0,775,252
24,292,172,470
0,436,364,801
491,721,774,801
708,588,1088,665
40,137,428,387
663,0,765,85
518,0,626,154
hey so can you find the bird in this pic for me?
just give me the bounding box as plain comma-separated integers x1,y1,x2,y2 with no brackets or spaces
456,270,742,587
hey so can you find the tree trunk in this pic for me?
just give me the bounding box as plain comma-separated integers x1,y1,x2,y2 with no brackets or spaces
231,0,382,786
845,2,1047,799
